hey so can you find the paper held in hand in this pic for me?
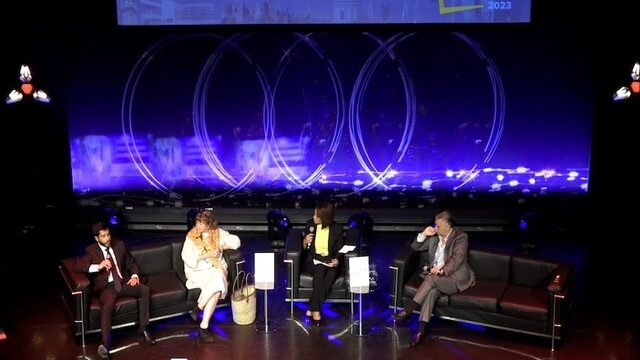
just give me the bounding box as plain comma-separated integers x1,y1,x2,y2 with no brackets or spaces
339,245,356,253
313,259,335,267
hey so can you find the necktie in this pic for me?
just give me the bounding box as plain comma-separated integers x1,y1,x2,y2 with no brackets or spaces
105,246,122,292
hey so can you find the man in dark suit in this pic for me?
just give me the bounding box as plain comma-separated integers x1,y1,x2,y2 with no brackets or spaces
392,210,476,347
73,220,156,358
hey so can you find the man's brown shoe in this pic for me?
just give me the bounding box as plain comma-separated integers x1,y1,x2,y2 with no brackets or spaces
392,310,409,321
138,330,157,345
410,331,425,347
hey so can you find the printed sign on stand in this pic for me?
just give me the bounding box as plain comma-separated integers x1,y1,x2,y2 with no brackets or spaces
349,256,370,293
254,253,275,290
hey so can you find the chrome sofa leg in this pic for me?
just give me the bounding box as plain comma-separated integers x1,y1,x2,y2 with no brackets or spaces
76,292,90,360
551,295,557,351
284,259,294,315
389,266,399,312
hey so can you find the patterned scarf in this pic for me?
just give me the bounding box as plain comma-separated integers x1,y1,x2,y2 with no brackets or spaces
187,227,224,269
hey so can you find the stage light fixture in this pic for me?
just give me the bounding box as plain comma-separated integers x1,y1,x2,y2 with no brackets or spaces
19,65,32,82
348,211,373,247
518,212,538,254
613,86,631,101
613,61,640,101
5,64,51,104
100,207,124,237
5,90,23,104
632,62,639,81
266,210,291,246
33,89,51,103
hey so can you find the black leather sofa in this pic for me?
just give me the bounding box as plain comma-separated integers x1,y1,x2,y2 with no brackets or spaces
389,241,575,350
58,236,245,344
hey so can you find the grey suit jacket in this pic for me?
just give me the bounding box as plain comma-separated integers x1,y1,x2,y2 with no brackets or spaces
411,228,476,293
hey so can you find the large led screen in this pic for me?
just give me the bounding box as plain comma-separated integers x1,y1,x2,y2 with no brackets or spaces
67,29,593,204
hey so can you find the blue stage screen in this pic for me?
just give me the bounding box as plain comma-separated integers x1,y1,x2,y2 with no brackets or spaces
67,29,592,205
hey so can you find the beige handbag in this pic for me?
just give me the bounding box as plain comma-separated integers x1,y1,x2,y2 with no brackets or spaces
231,270,256,325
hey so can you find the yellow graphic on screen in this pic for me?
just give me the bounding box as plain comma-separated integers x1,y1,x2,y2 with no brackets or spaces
439,0,484,14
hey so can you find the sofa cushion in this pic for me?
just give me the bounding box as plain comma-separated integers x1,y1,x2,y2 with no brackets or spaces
131,242,174,275
168,237,188,284
401,273,423,300
498,284,548,322
510,255,558,287
146,272,188,307
469,248,511,281
188,288,202,302
448,278,507,312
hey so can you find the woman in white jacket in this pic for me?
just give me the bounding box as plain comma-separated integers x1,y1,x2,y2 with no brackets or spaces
181,209,241,342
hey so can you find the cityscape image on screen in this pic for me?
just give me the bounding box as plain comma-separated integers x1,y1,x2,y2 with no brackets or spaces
117,0,531,26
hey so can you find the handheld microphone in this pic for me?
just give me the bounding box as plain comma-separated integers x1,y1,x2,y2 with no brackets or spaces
306,226,314,249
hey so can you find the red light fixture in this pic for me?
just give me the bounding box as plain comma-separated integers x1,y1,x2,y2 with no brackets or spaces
5,65,51,104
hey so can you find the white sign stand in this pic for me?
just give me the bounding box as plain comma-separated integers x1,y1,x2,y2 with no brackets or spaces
349,256,372,336
254,253,276,332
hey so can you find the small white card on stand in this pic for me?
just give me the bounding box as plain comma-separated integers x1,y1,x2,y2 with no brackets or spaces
349,256,370,289
254,252,275,290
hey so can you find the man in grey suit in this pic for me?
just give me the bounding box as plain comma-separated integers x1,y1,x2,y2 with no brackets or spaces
392,210,476,347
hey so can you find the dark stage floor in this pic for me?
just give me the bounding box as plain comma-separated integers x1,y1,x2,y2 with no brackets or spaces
1,227,638,360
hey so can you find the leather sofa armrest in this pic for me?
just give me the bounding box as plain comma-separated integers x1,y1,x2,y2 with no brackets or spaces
223,248,245,285
340,228,361,275
60,258,90,292
547,263,575,336
344,227,361,248
392,238,420,281
389,238,419,309
286,228,304,257
547,263,574,294
285,228,303,298
59,258,91,334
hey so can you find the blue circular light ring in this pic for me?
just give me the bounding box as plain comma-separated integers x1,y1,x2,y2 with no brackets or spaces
454,32,505,163
121,34,193,193
268,32,346,189
349,32,417,191
193,33,273,192
348,32,505,192
449,32,505,190
121,33,273,197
